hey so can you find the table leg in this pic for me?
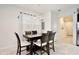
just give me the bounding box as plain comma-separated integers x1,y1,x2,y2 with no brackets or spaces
47,43,50,55
30,40,33,55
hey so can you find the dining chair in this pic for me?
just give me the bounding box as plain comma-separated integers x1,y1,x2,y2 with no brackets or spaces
47,31,56,52
25,31,31,35
32,31,37,35
32,31,38,42
15,32,31,55
34,32,50,55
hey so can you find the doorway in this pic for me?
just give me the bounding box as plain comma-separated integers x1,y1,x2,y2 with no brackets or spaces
59,16,73,44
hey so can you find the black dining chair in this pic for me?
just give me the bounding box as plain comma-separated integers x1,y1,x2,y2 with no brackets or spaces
34,32,50,55
47,31,56,52
25,31,31,35
32,31,37,35
15,32,31,55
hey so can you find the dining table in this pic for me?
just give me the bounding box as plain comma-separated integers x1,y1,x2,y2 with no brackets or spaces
23,34,42,55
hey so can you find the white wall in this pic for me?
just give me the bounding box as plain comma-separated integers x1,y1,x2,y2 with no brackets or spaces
0,5,42,49
73,8,77,45
51,11,59,32
0,5,19,49
51,11,60,41
43,11,52,33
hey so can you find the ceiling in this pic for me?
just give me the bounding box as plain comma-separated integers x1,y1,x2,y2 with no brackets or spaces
15,4,79,14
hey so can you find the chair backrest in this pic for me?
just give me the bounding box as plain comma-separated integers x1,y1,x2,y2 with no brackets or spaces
15,32,21,47
47,31,51,43
51,32,56,41
41,33,47,43
41,32,50,43
32,31,37,35
25,31,31,35
47,31,56,41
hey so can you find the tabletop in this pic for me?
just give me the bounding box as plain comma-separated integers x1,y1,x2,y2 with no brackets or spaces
23,34,42,39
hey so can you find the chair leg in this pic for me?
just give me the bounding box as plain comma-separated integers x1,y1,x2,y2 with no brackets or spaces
18,47,21,55
52,42,55,52
16,48,18,55
47,45,50,55
40,48,42,55
16,50,18,55
16,45,19,55
40,39,42,55
26,46,27,53
46,44,50,55
41,46,43,55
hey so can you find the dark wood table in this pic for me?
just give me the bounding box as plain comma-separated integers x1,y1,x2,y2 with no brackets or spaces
23,34,42,55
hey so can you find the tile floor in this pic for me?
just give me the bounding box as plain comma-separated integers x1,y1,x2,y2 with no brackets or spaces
0,35,79,55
